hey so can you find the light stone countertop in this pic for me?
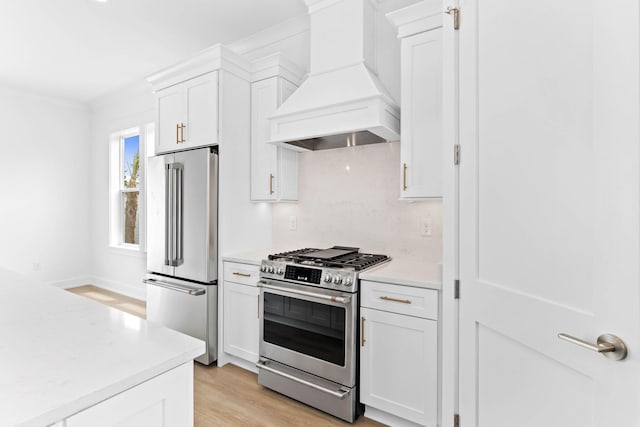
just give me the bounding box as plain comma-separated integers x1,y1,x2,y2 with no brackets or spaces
223,249,442,290
222,249,287,266
359,257,442,290
0,269,205,427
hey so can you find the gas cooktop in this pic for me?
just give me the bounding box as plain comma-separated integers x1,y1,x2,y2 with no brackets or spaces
268,246,389,271
261,246,390,293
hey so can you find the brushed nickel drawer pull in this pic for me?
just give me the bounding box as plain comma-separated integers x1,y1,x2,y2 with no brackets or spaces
380,296,412,304
233,272,251,278
361,316,366,347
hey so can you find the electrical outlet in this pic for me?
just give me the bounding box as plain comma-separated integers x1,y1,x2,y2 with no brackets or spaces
421,217,432,236
289,215,297,231
32,262,40,271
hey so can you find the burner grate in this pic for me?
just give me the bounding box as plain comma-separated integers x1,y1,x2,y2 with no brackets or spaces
269,247,389,271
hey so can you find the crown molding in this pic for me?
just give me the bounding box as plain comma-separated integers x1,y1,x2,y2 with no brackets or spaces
386,0,442,37
227,14,309,57
146,44,253,91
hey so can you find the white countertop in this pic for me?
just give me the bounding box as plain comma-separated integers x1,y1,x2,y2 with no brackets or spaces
0,269,205,427
222,249,278,266
224,249,442,290
359,258,442,290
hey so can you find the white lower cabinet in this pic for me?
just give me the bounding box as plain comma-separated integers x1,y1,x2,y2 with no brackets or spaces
223,281,259,363
360,305,438,426
223,261,260,363
64,362,193,427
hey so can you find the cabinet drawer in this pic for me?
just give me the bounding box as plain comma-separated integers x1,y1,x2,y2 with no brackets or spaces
224,262,260,286
361,280,438,320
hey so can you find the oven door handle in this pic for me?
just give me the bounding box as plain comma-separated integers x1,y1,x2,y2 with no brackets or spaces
258,281,351,304
256,360,349,400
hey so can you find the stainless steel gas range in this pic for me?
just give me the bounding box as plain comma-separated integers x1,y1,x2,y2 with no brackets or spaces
256,246,390,422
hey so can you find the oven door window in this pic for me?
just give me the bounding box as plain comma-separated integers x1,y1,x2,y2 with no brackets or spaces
263,292,346,366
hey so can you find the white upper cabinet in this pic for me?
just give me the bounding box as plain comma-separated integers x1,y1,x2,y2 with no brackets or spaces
148,45,251,155
250,54,304,202
388,1,443,199
156,72,219,155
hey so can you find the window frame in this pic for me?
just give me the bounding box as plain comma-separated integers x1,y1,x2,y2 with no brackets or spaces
109,126,147,252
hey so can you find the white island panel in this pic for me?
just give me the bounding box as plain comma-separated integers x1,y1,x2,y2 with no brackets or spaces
0,269,204,427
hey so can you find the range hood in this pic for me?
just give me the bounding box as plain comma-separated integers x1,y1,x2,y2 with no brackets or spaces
268,0,400,151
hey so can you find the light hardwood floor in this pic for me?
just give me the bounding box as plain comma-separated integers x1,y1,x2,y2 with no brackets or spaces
67,285,386,427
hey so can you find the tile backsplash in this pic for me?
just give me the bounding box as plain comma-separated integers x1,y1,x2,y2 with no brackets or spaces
272,141,442,263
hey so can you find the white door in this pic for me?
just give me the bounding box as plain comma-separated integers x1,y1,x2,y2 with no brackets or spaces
458,1,640,426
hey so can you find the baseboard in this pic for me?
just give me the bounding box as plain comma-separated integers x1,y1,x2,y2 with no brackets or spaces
363,406,423,427
48,276,94,289
88,276,147,301
91,276,146,301
48,275,146,301
221,353,258,374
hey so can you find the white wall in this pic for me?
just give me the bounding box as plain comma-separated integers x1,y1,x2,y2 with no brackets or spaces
272,141,442,263
0,85,91,284
88,82,155,299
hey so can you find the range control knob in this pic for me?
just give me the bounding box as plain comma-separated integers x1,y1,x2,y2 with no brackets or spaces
344,277,353,286
324,274,332,283
333,275,342,285
276,267,284,275
260,265,267,272
267,266,274,274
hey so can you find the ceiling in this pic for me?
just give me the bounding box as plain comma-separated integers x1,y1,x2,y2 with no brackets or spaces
0,0,307,103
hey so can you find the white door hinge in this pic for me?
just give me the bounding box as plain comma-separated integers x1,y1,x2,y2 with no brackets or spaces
445,7,460,30
454,279,460,299
454,413,460,427
454,144,461,165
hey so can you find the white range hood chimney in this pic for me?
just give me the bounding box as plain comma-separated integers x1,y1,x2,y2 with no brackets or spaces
268,0,400,151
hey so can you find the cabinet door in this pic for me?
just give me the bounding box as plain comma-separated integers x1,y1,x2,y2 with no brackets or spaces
250,77,298,201
223,281,259,363
277,79,299,201
360,307,438,426
251,78,279,201
400,28,443,199
156,85,184,154
184,71,219,150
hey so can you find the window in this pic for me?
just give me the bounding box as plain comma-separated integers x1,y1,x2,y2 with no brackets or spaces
121,134,140,245
109,125,152,251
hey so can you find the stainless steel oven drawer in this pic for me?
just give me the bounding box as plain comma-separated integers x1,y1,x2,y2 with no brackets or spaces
257,359,357,423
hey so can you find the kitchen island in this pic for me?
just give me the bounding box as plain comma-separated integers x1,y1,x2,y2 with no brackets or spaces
0,269,204,427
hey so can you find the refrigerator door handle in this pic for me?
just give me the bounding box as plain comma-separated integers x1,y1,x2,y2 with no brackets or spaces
164,164,173,266
143,278,205,296
167,163,184,267
175,164,184,266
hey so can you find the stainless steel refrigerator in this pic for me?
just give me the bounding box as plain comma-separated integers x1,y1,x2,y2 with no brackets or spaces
144,146,218,365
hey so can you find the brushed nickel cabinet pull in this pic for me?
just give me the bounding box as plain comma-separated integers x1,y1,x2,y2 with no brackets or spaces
180,123,186,143
403,163,408,191
380,296,412,304
232,272,251,278
361,317,366,347
176,123,180,144
269,173,274,195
